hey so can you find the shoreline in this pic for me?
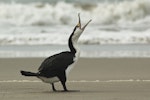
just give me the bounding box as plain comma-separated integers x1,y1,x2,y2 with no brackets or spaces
1,44,150,58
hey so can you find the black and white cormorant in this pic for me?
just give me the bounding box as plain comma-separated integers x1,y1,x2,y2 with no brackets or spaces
20,14,91,92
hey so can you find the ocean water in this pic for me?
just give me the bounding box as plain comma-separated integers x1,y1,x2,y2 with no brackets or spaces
0,0,150,58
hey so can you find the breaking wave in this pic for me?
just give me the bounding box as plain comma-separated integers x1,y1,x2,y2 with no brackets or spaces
0,0,150,26
0,0,150,45
0,28,150,45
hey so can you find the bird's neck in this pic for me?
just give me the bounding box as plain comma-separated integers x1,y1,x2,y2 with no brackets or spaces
69,35,77,54
68,33,80,55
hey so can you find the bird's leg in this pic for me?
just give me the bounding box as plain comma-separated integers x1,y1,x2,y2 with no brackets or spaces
52,83,56,91
58,71,68,92
61,81,68,91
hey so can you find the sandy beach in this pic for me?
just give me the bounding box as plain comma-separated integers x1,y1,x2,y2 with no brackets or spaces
0,58,150,100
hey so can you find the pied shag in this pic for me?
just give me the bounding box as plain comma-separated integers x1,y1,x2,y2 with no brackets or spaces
20,14,91,92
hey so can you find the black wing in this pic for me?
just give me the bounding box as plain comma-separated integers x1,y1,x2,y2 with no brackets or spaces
38,51,74,77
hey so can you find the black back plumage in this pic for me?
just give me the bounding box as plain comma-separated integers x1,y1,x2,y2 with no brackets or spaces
38,51,75,78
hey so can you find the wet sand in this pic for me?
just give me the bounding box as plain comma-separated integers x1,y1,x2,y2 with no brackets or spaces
0,58,150,100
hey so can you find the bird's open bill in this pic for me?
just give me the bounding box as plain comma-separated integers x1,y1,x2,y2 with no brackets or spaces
77,13,92,30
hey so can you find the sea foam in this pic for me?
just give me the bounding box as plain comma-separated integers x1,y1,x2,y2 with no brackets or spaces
0,0,150,26
0,0,150,45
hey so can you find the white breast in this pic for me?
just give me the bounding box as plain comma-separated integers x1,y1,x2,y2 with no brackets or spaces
39,76,59,84
66,50,80,76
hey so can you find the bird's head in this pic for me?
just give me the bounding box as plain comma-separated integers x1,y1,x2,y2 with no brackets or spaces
75,13,92,32
71,13,92,42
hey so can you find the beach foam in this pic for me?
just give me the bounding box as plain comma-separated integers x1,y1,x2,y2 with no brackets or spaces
0,79,150,83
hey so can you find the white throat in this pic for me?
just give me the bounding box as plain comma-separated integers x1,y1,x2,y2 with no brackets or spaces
73,42,80,60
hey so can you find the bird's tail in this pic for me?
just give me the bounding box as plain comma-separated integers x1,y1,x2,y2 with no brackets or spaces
20,70,38,76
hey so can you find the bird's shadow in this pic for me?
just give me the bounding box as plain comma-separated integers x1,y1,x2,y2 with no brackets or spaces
27,90,115,94
41,90,109,94
43,90,80,93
